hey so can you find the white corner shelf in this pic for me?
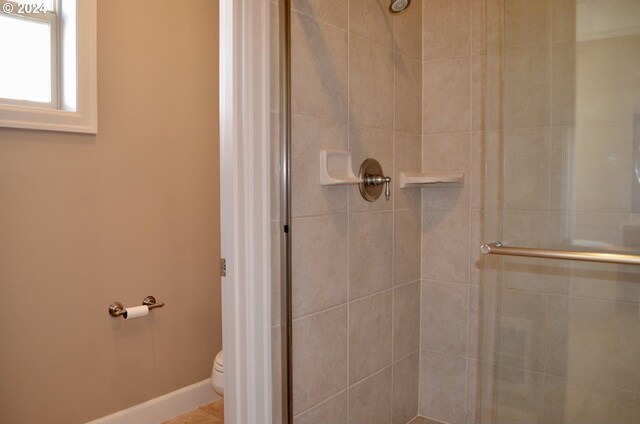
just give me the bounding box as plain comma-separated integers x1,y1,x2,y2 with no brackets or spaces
399,171,464,188
319,150,363,186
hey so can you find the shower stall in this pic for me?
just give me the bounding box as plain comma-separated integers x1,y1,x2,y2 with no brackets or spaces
269,0,640,423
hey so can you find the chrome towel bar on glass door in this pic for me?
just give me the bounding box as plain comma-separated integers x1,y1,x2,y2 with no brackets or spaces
480,241,640,266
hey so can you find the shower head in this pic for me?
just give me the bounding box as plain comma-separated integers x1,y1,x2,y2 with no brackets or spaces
389,0,411,13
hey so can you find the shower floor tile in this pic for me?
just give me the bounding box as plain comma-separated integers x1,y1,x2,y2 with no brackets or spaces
162,399,224,424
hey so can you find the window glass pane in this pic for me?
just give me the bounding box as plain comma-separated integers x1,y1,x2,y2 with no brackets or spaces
0,14,51,103
15,0,55,12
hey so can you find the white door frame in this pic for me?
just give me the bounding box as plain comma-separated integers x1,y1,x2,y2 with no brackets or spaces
219,1,273,423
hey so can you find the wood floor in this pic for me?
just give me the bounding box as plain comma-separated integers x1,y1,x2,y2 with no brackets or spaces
162,403,445,424
162,399,224,424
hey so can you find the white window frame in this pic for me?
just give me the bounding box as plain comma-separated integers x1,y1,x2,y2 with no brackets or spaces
0,0,97,133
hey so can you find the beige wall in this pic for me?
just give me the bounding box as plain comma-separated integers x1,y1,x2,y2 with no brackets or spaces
0,1,221,423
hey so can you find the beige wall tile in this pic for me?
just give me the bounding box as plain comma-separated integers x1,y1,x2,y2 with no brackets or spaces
423,0,471,60
465,359,480,424
292,0,348,30
505,44,550,129
471,54,485,132
419,350,467,424
504,0,549,48
467,284,481,361
471,131,503,210
394,132,422,211
541,374,589,424
471,0,486,55
486,0,505,55
349,0,394,48
349,35,395,129
471,53,503,132
349,125,394,212
498,289,546,372
349,211,394,299
503,128,550,210
485,52,504,131
479,280,501,366
469,207,484,285
294,392,348,424
349,367,393,424
395,54,423,135
423,57,471,133
573,384,640,424
469,134,487,211
551,0,576,42
495,367,544,424
394,0,422,60
422,208,470,284
349,291,393,383
393,352,420,424
393,281,421,358
545,296,640,391
292,215,348,318
394,209,421,286
421,280,469,356
292,12,348,122
549,126,571,211
478,362,499,424
552,41,576,126
502,209,562,248
422,132,471,210
569,260,640,305
293,306,348,414
292,114,349,217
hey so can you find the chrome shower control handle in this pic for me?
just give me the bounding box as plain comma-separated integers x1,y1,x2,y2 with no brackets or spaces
358,159,392,202
384,177,391,200
363,175,392,200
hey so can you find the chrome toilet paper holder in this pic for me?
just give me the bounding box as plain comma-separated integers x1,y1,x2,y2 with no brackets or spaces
108,296,165,318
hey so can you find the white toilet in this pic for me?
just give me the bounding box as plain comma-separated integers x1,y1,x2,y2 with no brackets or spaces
211,350,224,396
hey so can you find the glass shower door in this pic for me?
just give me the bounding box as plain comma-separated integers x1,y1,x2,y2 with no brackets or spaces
481,1,640,423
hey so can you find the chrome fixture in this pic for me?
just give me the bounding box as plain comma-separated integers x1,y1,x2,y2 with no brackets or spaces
480,241,640,266
279,0,294,422
389,0,411,13
108,296,165,318
359,158,392,201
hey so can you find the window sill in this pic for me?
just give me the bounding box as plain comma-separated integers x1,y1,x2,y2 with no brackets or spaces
0,102,97,134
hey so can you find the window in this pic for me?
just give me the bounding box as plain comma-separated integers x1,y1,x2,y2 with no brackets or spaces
0,0,97,133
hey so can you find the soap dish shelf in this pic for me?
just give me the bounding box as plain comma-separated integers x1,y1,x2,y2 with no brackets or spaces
399,171,464,188
319,150,362,186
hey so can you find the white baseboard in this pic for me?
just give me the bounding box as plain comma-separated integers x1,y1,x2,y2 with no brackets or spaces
86,379,220,424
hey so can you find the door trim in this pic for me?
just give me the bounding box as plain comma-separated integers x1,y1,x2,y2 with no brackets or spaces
220,1,273,423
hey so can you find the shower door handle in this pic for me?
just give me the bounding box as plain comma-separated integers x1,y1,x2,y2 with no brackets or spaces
480,241,640,266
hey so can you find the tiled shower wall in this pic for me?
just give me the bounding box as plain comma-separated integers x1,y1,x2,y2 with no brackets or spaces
271,0,424,423
418,0,498,423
